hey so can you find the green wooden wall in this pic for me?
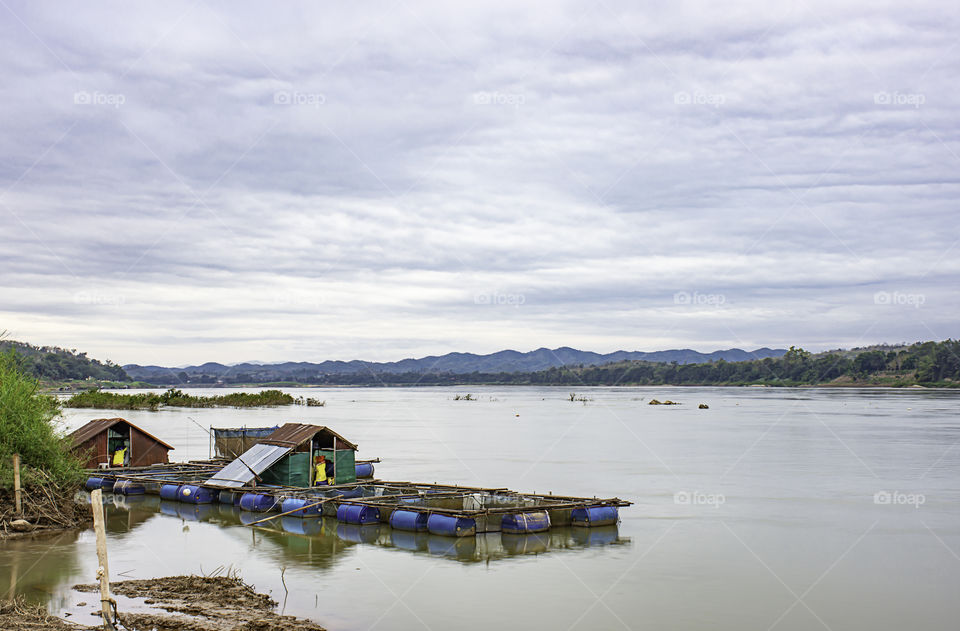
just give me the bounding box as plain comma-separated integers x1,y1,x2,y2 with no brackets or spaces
316,448,356,484
261,448,357,487
261,452,310,487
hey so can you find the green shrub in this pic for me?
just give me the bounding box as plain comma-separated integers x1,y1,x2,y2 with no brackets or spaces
0,352,83,488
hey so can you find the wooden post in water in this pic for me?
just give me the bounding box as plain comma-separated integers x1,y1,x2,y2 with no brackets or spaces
90,489,117,631
12,454,21,515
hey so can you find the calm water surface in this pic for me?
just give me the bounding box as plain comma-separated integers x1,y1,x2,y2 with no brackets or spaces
2,386,959,630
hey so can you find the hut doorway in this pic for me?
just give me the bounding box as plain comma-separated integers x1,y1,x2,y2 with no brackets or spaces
107,424,131,466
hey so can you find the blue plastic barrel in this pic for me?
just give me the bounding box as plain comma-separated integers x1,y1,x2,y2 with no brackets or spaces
218,490,237,505
159,484,182,501
501,510,551,534
427,513,476,537
355,463,375,478
239,493,279,513
179,485,217,504
85,477,104,491
389,510,429,532
281,498,324,517
99,477,116,492
114,480,146,496
336,504,380,524
571,505,619,527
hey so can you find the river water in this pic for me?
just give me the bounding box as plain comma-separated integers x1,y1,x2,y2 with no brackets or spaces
2,386,959,630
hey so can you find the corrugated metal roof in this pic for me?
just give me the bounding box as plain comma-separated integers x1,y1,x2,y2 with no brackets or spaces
68,418,175,451
205,443,293,488
261,423,358,450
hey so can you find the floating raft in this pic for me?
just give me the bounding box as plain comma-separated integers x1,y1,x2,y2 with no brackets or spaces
85,462,630,538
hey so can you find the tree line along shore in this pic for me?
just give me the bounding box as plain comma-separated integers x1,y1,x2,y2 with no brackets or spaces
116,342,959,388
5,339,960,390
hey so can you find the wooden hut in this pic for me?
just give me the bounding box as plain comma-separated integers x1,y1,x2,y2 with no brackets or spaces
262,423,359,486
68,418,174,469
207,423,358,488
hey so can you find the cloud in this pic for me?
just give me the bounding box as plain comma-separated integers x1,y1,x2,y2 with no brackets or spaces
0,0,958,364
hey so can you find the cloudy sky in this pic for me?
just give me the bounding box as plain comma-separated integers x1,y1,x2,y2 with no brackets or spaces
1,0,957,366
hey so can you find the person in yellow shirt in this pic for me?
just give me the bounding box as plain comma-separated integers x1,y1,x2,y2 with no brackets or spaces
314,455,328,485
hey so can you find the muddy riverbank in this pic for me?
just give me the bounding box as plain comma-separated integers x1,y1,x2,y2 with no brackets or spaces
0,596,88,630
73,575,327,631
0,485,90,541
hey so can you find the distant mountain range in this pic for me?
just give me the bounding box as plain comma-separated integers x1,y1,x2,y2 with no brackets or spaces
124,346,787,384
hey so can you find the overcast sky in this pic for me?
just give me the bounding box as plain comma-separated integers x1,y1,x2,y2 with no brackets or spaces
1,0,958,366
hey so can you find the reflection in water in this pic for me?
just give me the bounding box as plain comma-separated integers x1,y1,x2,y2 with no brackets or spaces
146,498,626,564
159,500,180,518
427,534,476,559
177,503,216,522
104,495,161,537
570,525,620,547
215,510,358,570
0,493,167,607
336,523,382,544
501,531,549,555
144,496,629,566
3,489,627,615
281,516,324,536
0,531,83,608
390,529,429,552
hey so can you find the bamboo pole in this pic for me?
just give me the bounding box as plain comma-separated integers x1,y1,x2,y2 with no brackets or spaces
12,454,21,515
90,489,117,631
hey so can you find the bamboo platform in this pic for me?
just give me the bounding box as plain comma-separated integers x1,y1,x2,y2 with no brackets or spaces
84,461,631,537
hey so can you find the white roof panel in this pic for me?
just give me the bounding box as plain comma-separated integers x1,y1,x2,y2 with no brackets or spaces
206,443,292,488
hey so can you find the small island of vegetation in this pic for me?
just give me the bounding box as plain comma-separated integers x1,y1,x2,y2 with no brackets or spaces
64,388,297,410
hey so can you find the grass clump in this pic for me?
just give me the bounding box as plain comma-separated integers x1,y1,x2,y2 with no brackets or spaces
65,388,296,410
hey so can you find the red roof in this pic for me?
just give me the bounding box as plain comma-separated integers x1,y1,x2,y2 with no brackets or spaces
262,423,358,450
68,418,175,451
